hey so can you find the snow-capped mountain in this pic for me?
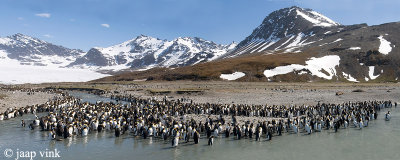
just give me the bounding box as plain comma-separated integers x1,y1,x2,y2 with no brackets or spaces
69,35,236,70
0,33,84,67
0,34,107,84
101,6,400,82
225,6,341,57
0,33,235,73
217,6,400,82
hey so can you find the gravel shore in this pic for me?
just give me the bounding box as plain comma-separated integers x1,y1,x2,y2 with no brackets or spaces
104,82,400,106
1,82,399,115
0,90,58,113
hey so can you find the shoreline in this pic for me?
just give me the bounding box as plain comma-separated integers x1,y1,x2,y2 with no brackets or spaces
0,89,59,113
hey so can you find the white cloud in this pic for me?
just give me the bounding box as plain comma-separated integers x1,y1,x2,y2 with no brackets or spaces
101,23,110,28
69,18,76,22
17,17,24,20
35,13,51,18
43,34,53,38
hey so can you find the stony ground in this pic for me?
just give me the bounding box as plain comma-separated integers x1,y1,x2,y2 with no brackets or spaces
2,82,400,114
103,81,400,106
0,90,58,113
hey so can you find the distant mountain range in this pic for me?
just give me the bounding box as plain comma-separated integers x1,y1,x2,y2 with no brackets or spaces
0,33,84,67
1,6,399,83
0,33,236,72
68,35,236,71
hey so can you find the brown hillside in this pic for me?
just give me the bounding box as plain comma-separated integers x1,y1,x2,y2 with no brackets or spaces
94,50,319,82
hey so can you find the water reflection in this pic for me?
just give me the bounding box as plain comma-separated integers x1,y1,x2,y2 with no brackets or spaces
113,137,123,146
82,136,88,146
149,137,153,145
173,147,181,159
65,136,73,147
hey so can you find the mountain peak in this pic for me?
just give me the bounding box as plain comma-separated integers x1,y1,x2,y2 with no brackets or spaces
235,6,339,49
136,34,152,39
12,33,27,37
10,33,32,39
292,7,340,27
8,33,46,44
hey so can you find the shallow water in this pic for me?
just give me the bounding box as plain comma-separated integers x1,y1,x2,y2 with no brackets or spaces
0,92,399,160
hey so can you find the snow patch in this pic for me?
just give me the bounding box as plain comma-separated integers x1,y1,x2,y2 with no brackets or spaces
0,50,108,84
309,11,340,25
296,10,338,27
263,55,340,80
319,38,342,47
298,71,308,75
284,33,316,52
342,72,359,82
0,37,13,45
368,66,379,80
259,41,277,52
220,72,245,81
276,36,295,50
378,36,392,55
333,38,343,43
349,47,361,50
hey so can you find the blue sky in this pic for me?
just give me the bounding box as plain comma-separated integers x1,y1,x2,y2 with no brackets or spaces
0,0,399,51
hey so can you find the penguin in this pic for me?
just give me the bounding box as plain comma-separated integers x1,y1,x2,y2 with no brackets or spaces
385,111,391,121
148,127,153,137
255,128,260,141
305,123,311,134
68,126,74,136
49,130,56,140
353,120,358,128
344,120,348,129
334,122,338,132
225,125,230,138
143,128,148,139
208,135,214,146
29,123,35,130
193,131,199,144
82,127,89,136
267,130,272,141
34,119,40,126
317,123,322,132
21,120,26,127
293,124,298,134
249,127,253,139
237,127,242,140
213,128,219,138
163,129,168,141
64,126,69,139
173,130,180,147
